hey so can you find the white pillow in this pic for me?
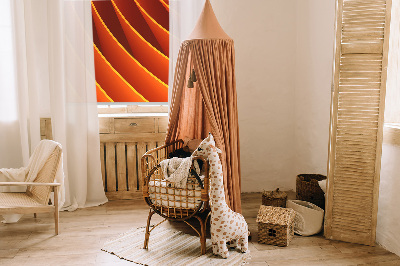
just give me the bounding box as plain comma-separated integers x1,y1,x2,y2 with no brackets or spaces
287,200,324,236
318,179,327,194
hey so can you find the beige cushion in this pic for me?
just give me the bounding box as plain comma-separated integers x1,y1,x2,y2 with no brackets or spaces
0,192,41,207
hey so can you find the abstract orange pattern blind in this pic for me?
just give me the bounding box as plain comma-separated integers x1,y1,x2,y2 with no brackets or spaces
91,0,169,103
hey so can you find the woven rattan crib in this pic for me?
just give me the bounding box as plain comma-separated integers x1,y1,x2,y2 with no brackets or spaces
141,140,210,254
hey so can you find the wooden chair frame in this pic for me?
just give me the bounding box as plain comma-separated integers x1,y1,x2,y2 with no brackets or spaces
0,144,62,235
0,182,61,234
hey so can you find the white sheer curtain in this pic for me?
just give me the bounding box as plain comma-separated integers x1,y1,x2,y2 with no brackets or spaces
168,0,205,103
0,0,107,211
0,0,24,169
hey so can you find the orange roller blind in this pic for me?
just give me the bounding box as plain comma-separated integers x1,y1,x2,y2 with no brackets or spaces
112,0,163,52
94,45,147,103
112,0,169,84
159,0,169,12
134,0,169,56
96,82,113,102
91,0,169,103
136,0,169,31
93,1,132,55
92,2,168,102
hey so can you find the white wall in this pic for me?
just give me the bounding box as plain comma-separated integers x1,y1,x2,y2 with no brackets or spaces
377,2,400,255
212,1,400,255
211,0,335,192
212,0,297,192
169,0,204,105
377,141,400,256
294,1,335,177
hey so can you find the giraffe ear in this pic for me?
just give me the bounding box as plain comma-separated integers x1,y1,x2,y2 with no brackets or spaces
211,144,222,154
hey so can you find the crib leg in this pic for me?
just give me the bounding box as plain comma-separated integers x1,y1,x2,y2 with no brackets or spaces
194,214,208,255
144,209,155,249
199,217,206,255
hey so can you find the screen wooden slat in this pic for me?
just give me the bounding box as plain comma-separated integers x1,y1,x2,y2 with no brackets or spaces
325,0,392,246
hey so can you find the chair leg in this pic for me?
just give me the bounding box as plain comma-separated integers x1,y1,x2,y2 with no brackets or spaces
54,186,59,235
34,213,37,218
54,209,59,235
194,213,210,255
199,217,206,255
144,209,155,249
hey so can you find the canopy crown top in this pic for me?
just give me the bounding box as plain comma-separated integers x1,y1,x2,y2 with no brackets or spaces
188,0,231,40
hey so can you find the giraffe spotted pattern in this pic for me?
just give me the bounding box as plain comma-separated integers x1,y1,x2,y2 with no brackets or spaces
192,134,249,258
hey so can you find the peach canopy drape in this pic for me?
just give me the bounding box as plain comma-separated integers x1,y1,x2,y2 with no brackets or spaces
166,38,242,213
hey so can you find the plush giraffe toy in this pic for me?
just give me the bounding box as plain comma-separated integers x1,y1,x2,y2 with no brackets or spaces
192,133,248,258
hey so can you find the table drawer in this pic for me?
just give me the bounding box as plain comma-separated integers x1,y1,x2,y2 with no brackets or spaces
114,118,155,133
157,117,168,133
99,118,114,134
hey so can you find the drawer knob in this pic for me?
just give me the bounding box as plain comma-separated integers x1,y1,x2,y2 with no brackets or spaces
129,123,138,127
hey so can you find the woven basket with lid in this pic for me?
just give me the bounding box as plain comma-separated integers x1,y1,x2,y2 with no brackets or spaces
262,188,287,208
256,205,296,247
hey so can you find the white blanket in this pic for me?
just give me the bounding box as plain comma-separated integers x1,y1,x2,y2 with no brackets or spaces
0,140,65,223
159,157,199,188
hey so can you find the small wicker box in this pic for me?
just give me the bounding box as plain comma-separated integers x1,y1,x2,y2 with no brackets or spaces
296,174,326,209
262,188,287,208
256,205,296,247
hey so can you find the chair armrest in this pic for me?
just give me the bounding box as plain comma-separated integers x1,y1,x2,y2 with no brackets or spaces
143,139,184,157
0,182,61,187
142,139,184,162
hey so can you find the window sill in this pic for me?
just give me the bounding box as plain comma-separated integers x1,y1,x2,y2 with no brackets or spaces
98,113,168,118
383,123,400,146
97,104,168,116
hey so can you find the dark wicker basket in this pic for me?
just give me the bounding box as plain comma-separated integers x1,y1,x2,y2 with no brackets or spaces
262,188,287,208
296,174,326,209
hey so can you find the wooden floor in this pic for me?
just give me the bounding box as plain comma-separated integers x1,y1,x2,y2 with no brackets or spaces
1,193,399,266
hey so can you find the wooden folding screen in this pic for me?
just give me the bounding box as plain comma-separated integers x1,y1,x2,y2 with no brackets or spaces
325,0,392,245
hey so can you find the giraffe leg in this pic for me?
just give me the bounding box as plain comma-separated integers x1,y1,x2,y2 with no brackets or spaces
227,239,237,249
212,241,218,255
238,235,249,253
217,241,229,259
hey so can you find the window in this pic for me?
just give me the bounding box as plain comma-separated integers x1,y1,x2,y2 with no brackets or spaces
385,2,400,124
0,0,17,121
91,0,169,104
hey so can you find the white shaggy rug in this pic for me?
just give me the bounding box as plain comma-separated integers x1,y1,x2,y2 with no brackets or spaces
102,226,250,265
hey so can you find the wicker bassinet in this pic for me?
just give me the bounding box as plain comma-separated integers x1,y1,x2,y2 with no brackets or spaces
141,140,210,254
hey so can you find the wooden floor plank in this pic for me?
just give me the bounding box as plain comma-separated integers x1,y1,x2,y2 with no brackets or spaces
0,192,398,265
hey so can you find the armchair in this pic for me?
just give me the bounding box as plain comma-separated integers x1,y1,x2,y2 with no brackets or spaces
0,145,62,234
